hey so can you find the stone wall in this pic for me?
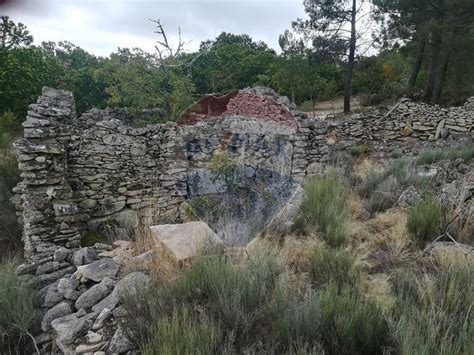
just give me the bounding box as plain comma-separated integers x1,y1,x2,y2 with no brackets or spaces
12,87,473,352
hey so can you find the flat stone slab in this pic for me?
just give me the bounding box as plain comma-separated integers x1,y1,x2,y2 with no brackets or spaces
149,221,223,261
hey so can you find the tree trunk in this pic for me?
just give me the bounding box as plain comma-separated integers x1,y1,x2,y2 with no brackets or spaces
343,0,357,113
424,27,443,102
433,30,457,104
406,38,426,95
432,50,451,104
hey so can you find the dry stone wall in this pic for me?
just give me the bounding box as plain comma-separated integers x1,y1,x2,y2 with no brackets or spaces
12,87,473,353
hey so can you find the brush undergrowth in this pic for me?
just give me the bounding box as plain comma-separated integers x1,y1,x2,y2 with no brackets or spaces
298,168,349,247
416,144,474,165
0,259,40,354
406,197,442,248
390,264,473,354
122,247,394,354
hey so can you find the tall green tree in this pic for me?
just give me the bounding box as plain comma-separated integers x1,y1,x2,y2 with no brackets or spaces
191,33,278,95
291,0,369,113
0,16,32,49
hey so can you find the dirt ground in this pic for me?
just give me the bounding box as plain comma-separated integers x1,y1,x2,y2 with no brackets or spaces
302,96,368,119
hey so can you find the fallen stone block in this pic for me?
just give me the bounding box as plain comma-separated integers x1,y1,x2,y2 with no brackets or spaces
149,221,223,261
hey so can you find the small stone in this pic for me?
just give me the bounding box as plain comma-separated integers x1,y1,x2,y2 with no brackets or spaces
108,326,135,353
73,258,119,283
75,278,115,310
36,261,60,275
54,247,70,262
72,247,99,266
92,308,112,331
51,311,96,345
41,301,72,332
85,330,103,344
75,342,106,353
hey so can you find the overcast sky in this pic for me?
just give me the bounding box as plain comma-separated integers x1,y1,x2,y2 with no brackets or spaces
1,0,306,56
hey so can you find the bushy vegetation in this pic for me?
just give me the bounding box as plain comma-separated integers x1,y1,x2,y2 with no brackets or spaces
0,260,40,354
390,264,473,354
299,169,349,247
416,144,474,165
309,247,360,291
407,198,442,248
122,248,393,354
0,151,22,256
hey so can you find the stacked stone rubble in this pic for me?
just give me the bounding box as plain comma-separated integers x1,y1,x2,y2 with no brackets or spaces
13,87,81,261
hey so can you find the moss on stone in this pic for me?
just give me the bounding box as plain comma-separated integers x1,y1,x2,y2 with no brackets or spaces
81,231,108,247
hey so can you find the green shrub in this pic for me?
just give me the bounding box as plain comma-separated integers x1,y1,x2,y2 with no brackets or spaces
391,265,473,354
386,158,427,187
301,169,349,247
349,144,369,157
406,198,442,248
309,248,360,291
0,260,40,354
318,285,390,354
277,292,322,351
142,307,233,355
0,151,22,257
416,144,474,165
359,170,385,198
390,268,421,303
367,175,399,214
122,250,284,351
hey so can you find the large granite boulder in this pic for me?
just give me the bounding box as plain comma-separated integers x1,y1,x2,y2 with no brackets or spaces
149,221,223,261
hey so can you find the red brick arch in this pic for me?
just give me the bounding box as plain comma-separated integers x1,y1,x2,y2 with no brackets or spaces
178,90,298,128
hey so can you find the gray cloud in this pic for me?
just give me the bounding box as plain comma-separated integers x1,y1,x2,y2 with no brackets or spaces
2,0,306,56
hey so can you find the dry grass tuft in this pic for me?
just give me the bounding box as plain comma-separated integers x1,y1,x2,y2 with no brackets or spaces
353,157,384,181
350,208,413,274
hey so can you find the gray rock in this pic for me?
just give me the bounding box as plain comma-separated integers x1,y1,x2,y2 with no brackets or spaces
85,330,103,343
43,284,65,308
75,342,106,353
51,311,96,345
108,326,135,353
91,272,149,313
72,247,99,266
75,278,115,310
92,307,112,331
53,247,70,262
57,276,79,293
91,289,119,313
73,258,120,283
41,301,72,332
114,272,150,299
36,261,60,275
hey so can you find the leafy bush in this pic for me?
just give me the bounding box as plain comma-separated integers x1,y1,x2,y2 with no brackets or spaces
0,260,40,354
416,144,474,165
406,198,442,248
309,248,360,291
301,169,349,247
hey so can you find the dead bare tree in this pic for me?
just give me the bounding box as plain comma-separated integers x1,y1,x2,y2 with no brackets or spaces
149,18,186,64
